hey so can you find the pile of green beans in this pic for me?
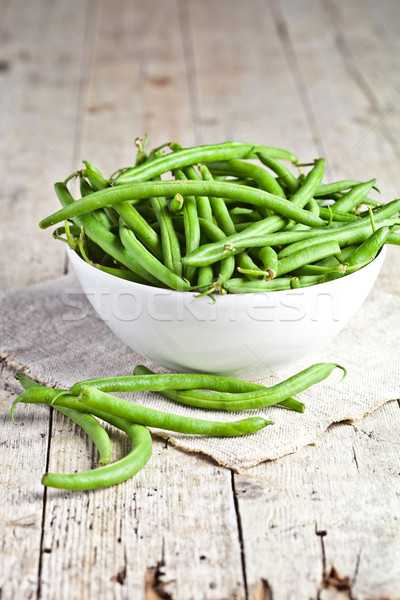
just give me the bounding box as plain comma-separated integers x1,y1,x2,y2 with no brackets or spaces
11,361,344,490
42,138,400,294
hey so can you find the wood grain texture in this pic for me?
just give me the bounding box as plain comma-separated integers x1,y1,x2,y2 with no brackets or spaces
0,362,49,600
0,0,89,288
274,0,400,200
187,0,318,153
1,0,399,598
237,400,400,599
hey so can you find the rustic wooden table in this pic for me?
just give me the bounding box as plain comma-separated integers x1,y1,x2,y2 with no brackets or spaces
1,1,400,598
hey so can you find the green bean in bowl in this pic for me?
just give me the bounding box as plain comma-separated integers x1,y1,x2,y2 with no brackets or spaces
42,138,398,374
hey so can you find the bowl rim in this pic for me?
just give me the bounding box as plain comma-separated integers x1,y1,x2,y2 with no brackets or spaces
66,243,387,299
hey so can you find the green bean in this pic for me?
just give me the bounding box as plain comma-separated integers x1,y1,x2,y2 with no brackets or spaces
134,134,149,166
54,182,161,286
184,165,213,222
365,198,400,221
91,264,146,282
43,416,151,490
14,376,112,467
293,261,368,276
237,267,271,279
113,201,163,258
388,231,400,245
74,386,273,436
197,165,265,277
197,264,215,291
345,225,393,267
181,229,323,267
113,142,298,185
317,244,358,266
318,207,359,222
198,218,235,286
13,387,152,490
233,222,260,232
287,159,325,208
314,180,365,197
276,240,341,276
206,159,287,199
305,197,320,217
119,222,190,291
40,180,327,230
174,169,201,283
150,191,182,276
277,218,399,259
332,180,376,212
256,153,300,194
230,208,261,223
170,193,184,213
127,363,345,409
80,177,112,230
69,371,279,395
257,246,278,278
223,275,325,293
198,164,237,234
132,365,305,413
81,161,109,191
290,277,301,289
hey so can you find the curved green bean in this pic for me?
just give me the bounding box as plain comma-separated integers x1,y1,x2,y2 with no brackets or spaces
13,387,151,490
76,386,273,436
69,372,285,395
133,365,305,413
40,180,327,230
333,179,376,212
113,142,298,185
14,376,112,467
119,222,190,291
54,182,160,286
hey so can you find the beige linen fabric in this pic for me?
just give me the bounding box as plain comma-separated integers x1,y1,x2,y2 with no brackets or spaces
1,263,399,471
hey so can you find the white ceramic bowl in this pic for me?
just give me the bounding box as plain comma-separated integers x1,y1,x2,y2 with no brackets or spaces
66,245,386,376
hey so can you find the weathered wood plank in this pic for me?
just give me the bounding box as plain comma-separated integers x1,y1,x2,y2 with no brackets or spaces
233,2,400,597
187,0,318,155
39,434,245,600
235,401,400,600
0,1,89,599
0,362,49,600
77,0,197,177
0,0,89,289
364,0,400,57
274,0,400,200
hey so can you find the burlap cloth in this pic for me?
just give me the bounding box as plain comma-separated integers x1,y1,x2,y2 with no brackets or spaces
1,254,399,471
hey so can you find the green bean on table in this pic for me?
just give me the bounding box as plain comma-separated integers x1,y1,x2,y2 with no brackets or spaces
73,387,273,437
12,386,152,490
14,374,113,467
132,365,305,413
